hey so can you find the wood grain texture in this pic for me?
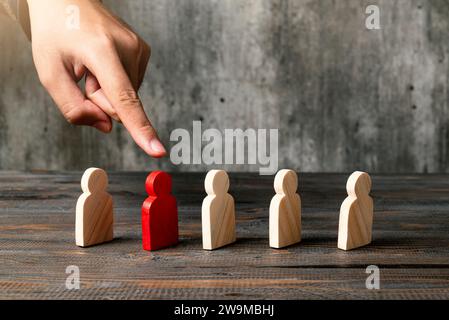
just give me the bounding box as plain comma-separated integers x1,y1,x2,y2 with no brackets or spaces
269,169,301,248
76,168,113,247
338,171,373,250
1,172,449,299
202,170,236,250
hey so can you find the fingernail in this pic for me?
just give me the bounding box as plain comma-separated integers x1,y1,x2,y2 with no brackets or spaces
149,138,167,157
93,121,111,133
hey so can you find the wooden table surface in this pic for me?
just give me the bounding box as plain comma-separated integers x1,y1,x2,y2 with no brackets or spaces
0,171,448,300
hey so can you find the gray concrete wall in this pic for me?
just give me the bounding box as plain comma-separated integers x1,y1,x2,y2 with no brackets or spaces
1,0,449,173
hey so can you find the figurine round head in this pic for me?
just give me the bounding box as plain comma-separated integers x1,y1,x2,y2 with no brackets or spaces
81,168,108,193
346,171,371,197
205,170,229,195
146,171,172,196
274,169,298,195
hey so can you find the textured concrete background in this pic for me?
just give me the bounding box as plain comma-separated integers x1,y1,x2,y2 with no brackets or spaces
1,0,449,173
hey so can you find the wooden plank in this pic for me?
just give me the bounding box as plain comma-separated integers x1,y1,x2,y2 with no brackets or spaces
0,172,449,299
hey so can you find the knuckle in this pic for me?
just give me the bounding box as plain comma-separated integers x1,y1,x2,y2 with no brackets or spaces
61,104,83,125
117,89,140,109
91,34,115,52
125,32,140,52
38,71,54,90
84,35,115,64
84,36,114,62
139,123,156,137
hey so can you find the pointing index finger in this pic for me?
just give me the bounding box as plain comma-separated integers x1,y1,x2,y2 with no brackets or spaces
85,48,166,158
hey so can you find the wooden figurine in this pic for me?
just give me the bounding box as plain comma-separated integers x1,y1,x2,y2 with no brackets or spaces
269,169,301,248
142,171,178,251
76,168,114,247
202,170,236,250
338,171,374,251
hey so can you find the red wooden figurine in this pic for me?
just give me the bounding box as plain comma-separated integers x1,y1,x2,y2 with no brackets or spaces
141,171,179,251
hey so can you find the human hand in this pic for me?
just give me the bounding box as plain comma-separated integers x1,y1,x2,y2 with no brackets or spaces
27,0,166,157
